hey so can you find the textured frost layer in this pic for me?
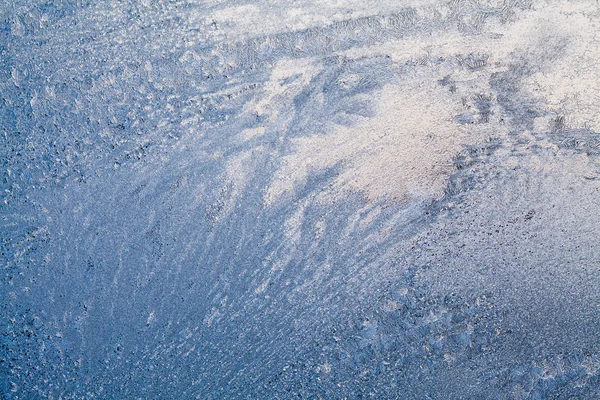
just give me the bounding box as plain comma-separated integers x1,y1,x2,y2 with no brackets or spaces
2,0,600,398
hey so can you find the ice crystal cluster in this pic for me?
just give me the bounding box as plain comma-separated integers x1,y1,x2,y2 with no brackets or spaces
2,0,600,398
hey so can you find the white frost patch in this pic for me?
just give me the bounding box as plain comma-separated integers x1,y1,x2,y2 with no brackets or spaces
266,77,467,204
246,58,321,122
202,0,441,38
262,0,600,206
520,3,600,132
342,0,600,132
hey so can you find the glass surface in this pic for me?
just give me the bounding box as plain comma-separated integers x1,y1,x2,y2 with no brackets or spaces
2,1,600,398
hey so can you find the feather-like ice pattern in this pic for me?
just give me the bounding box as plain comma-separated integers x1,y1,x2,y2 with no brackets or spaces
2,0,600,398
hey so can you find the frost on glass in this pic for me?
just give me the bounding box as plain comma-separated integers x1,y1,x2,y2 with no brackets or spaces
2,0,600,398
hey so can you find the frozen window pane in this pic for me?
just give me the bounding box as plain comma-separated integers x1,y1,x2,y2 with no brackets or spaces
2,1,600,398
